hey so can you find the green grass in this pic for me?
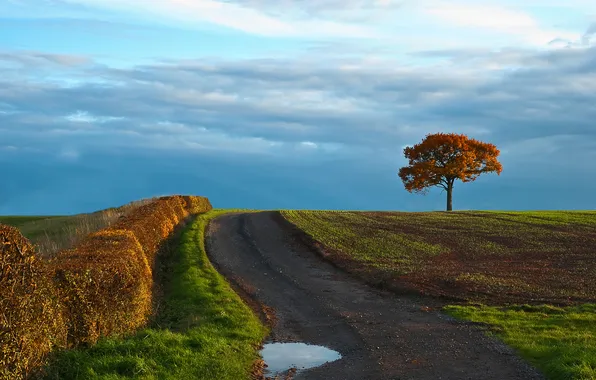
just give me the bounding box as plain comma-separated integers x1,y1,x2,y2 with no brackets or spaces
445,304,596,380
43,210,268,380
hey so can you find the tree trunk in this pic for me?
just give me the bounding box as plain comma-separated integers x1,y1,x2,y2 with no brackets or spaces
446,181,453,211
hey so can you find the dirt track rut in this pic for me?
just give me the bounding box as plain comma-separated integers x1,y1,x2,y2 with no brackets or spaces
206,211,543,380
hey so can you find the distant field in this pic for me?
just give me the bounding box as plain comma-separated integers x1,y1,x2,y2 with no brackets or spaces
1,215,75,239
0,215,106,258
0,216,59,228
0,200,151,258
281,210,596,305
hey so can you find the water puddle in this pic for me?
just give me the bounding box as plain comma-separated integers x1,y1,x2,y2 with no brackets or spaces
261,342,342,376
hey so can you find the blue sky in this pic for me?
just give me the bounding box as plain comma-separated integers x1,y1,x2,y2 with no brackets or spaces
2,0,596,214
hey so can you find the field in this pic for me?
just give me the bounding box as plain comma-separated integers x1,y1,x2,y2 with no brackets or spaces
0,200,150,258
43,210,268,380
281,210,596,379
0,216,58,227
281,210,596,305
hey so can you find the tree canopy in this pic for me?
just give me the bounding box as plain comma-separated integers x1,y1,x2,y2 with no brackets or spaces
398,133,503,211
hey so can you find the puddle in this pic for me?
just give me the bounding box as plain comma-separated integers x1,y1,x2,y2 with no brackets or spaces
261,342,342,376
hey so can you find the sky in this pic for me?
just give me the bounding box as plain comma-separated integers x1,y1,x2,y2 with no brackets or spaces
1,0,596,214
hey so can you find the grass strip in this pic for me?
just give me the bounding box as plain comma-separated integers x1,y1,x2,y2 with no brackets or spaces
43,209,268,380
444,304,596,380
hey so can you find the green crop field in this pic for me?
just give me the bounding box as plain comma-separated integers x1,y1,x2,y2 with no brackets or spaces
281,210,596,379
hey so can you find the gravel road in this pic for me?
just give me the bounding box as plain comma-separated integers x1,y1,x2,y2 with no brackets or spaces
206,211,544,380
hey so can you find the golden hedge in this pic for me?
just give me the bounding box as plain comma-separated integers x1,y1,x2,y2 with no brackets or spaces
0,225,66,380
52,229,152,346
51,195,212,346
0,195,212,378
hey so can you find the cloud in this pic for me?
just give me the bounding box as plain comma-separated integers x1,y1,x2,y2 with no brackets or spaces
5,0,592,59
65,110,124,123
222,0,405,22
582,23,596,45
0,51,90,67
3,1,596,213
56,0,377,38
58,148,80,161
2,45,596,175
424,3,581,46
426,5,536,30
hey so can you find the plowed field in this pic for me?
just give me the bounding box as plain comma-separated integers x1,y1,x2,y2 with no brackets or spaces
281,210,596,305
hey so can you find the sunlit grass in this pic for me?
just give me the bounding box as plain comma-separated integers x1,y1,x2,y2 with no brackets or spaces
42,210,268,380
445,304,596,380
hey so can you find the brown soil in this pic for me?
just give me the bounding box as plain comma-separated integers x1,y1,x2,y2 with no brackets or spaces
286,211,596,306
206,211,544,380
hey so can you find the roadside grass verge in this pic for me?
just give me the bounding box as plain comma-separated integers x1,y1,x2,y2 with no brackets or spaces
444,304,596,380
42,209,268,380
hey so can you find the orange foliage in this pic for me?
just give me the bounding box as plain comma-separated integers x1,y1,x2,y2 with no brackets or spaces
51,195,212,346
0,195,212,378
52,229,153,346
399,133,503,194
0,225,67,379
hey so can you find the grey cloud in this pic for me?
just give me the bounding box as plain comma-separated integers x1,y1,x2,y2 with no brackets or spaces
582,23,596,45
411,46,596,69
3,46,596,179
0,51,91,68
3,45,596,214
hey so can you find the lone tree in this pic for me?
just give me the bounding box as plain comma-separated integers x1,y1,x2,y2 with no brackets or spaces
398,133,503,211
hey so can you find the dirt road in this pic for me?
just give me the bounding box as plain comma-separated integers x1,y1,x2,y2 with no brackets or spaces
206,212,543,380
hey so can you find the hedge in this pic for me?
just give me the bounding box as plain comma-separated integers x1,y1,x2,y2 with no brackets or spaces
0,195,212,378
0,226,67,380
51,195,212,346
